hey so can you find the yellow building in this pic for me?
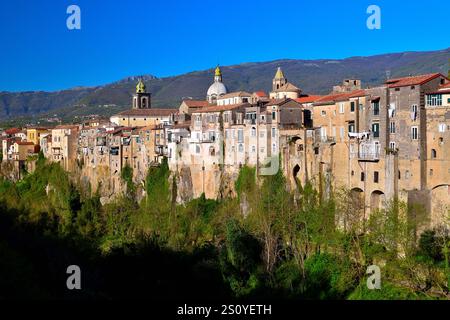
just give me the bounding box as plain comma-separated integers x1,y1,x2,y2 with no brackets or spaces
26,127,50,145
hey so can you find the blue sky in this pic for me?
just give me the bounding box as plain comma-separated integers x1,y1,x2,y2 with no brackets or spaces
0,0,449,92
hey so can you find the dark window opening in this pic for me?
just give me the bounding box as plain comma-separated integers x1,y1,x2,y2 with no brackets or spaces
431,149,437,159
374,171,379,183
360,172,365,182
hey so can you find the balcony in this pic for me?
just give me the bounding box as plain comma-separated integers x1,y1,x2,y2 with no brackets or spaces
357,142,381,161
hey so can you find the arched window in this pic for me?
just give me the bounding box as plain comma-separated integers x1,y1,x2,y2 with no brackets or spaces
431,149,437,159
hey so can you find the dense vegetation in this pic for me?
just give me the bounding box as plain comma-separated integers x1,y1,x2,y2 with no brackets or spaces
0,157,449,300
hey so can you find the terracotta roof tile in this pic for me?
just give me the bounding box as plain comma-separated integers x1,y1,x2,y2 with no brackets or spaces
386,73,443,88
254,91,267,97
182,100,210,108
295,95,323,103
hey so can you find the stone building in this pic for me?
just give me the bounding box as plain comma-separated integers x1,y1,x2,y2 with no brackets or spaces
50,125,80,172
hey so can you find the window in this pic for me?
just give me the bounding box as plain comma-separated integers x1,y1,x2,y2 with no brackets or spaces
195,145,200,154
360,172,365,182
251,145,256,153
374,171,379,183
389,141,396,150
389,121,396,134
372,101,380,116
372,123,380,138
238,144,243,152
339,103,345,114
431,149,437,159
348,122,355,133
427,94,442,106
340,127,345,140
272,111,276,120
251,127,256,137
405,170,410,180
411,126,419,140
438,123,446,132
272,143,276,152
238,129,243,143
261,115,265,121
321,110,326,116
430,169,434,176
272,127,276,138
350,102,355,112
395,88,400,91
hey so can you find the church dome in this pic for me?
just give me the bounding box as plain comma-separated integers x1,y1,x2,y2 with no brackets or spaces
207,81,227,97
206,65,227,102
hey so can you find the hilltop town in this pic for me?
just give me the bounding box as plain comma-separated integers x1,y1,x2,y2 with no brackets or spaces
1,66,450,228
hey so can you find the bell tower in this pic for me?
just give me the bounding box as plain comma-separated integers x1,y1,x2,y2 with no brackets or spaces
272,67,287,91
132,78,151,109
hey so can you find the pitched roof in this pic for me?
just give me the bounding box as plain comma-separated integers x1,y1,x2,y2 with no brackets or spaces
181,100,210,108
116,108,175,117
295,95,323,104
194,102,251,113
253,91,267,97
313,90,366,105
386,73,444,88
55,125,79,129
4,128,21,135
273,82,301,92
218,91,252,99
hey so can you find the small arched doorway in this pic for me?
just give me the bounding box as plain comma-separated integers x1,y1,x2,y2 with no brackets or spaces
370,190,385,212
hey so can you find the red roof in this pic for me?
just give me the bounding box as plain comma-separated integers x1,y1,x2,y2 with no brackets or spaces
254,91,267,97
295,95,323,104
439,81,450,89
386,73,444,88
313,89,366,105
4,128,21,135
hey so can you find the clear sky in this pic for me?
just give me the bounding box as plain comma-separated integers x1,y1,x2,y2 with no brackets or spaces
0,0,449,92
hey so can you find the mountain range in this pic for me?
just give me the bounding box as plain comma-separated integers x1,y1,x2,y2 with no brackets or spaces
1,48,449,121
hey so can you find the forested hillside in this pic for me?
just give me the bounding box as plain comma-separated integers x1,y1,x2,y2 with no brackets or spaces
0,156,449,300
